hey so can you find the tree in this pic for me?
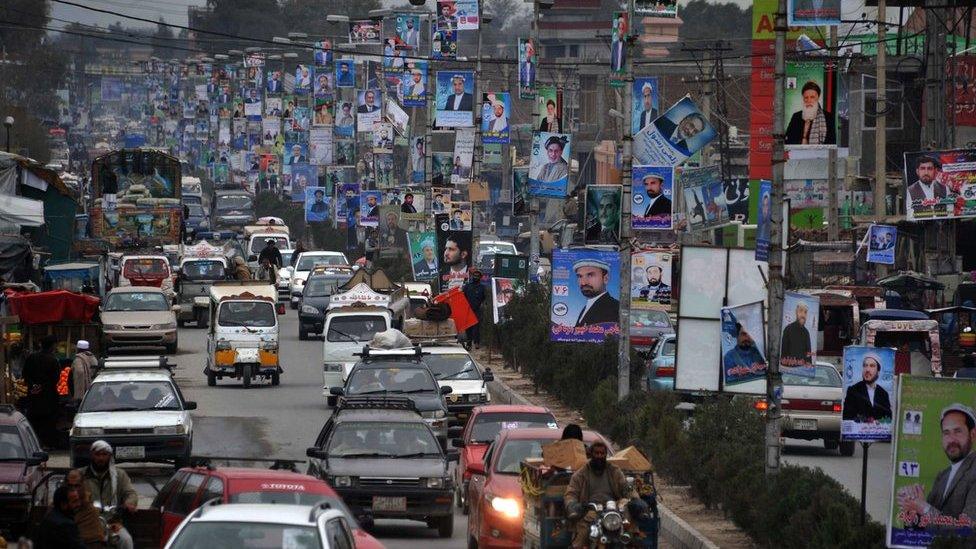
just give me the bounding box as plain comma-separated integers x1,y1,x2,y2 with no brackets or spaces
677,0,752,56
281,0,382,35
0,0,50,55
201,0,287,45
482,0,530,56
152,18,176,59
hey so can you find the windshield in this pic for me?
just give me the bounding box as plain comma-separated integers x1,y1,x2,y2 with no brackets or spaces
250,237,289,254
216,195,253,211
782,365,842,387
281,251,293,267
326,315,386,342
104,292,170,312
296,255,348,271
168,522,319,549
186,204,204,216
182,261,224,281
0,426,25,459
80,380,181,412
470,412,557,444
218,301,276,328
327,422,440,458
632,310,671,328
304,278,336,298
346,366,437,394
122,258,169,278
424,354,480,380
495,439,551,474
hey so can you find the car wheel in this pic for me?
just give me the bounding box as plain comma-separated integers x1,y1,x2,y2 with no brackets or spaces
242,364,252,388
271,371,280,386
299,330,308,341
839,440,856,456
436,514,454,538
823,438,839,450
207,369,216,387
197,311,209,329
455,486,463,509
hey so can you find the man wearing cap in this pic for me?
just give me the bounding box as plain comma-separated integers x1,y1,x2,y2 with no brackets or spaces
573,258,619,327
637,82,658,130
842,353,892,423
488,101,508,133
443,75,473,112
413,242,438,279
258,238,283,269
358,90,379,113
75,441,138,549
537,135,569,184
897,404,976,532
287,144,306,165
780,301,812,369
639,173,671,219
70,340,97,404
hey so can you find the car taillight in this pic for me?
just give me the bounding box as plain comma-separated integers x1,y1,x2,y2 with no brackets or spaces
656,366,675,378
754,399,769,411
832,402,842,413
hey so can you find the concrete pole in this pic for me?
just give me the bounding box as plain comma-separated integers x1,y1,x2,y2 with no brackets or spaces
764,0,788,476
617,0,635,401
529,1,541,276
473,5,484,235
875,0,887,221
827,25,840,240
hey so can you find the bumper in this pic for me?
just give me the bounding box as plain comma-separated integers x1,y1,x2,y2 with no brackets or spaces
176,304,208,320
781,412,841,440
0,494,32,524
208,363,281,377
103,329,176,347
70,434,190,465
478,508,524,548
336,486,453,521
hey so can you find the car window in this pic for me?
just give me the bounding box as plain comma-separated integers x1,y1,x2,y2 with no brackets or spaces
200,476,224,504
216,195,252,211
346,367,437,394
326,316,386,342
168,523,319,549
297,255,347,270
250,237,289,254
469,412,557,444
661,339,676,357
122,258,169,278
494,439,550,474
182,261,225,281
326,518,354,549
632,310,671,328
170,473,206,515
79,381,181,412
304,278,335,297
218,301,276,328
152,471,187,510
104,292,170,312
424,354,480,381
327,421,440,458
0,425,26,459
782,365,842,387
20,421,41,454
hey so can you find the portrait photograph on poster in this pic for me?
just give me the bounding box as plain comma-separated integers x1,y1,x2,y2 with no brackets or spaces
359,190,382,227
536,86,562,133
408,231,439,281
903,150,976,221
780,291,819,375
584,185,622,244
519,38,537,99
550,249,621,343
435,71,475,128
633,77,660,135
304,187,331,223
632,166,673,230
784,60,837,147
634,96,717,166
528,132,571,197
435,215,472,291
867,224,897,264
630,250,671,310
841,346,895,442
481,92,511,144
402,61,428,107
720,302,767,387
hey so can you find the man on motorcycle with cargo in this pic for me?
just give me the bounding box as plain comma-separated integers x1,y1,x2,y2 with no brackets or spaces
564,440,645,548
73,441,137,549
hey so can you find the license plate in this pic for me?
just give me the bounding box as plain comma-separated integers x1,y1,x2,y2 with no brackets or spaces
115,446,145,459
372,496,406,512
793,419,817,431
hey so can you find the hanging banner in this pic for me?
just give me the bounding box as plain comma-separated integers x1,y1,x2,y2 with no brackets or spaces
780,292,819,375
408,231,439,281
632,165,674,230
784,60,837,147
787,0,840,26
518,38,537,100
435,213,473,291
632,77,660,135
636,0,677,18
410,136,425,183
385,98,409,137
492,277,522,324
528,132,572,197
841,346,895,442
721,302,767,387
309,127,333,166
550,248,621,343
399,189,425,221
305,187,331,223
513,168,529,216
755,180,772,261
356,89,382,131
867,224,897,265
452,128,476,185
610,12,629,79
313,40,333,66
335,60,356,88
584,185,622,244
349,20,382,44
949,56,976,128
360,190,383,227
435,71,475,128
395,14,422,49
536,86,563,133
481,92,511,144
903,150,976,221
634,96,717,167
680,165,727,231
630,250,672,310
437,0,479,30
402,61,428,107
431,23,458,60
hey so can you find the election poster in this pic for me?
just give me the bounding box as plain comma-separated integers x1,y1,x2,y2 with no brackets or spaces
399,189,425,222
452,128,475,184
492,277,523,324
360,190,383,227
294,65,312,95
410,136,425,183
632,166,674,230
337,183,360,227
755,180,772,261
610,12,628,77
395,14,421,49
289,163,316,202
335,60,356,88
636,0,677,18
431,23,458,60
349,20,382,44
550,248,621,344
305,187,331,223
430,187,453,215
313,40,332,67
435,213,473,291
437,0,479,30
482,92,511,144
680,165,727,231
784,60,837,147
630,250,672,310
841,346,895,442
408,231,439,282
720,302,767,388
536,86,563,133
432,152,455,186
309,128,333,166
903,150,976,221
513,168,529,216
385,98,409,137
787,0,840,26
518,38,537,100
633,77,660,135
435,71,475,128
889,376,976,548
867,224,897,265
584,185,622,244
447,200,472,230
529,132,571,197
372,122,394,154
634,96,717,167
356,89,382,131
780,292,819,375
402,61,428,107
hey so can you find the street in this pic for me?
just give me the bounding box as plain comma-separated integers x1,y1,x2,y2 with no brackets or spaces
163,308,469,547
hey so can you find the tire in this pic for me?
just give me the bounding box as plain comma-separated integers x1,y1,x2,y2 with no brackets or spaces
174,451,191,469
455,486,463,509
242,364,252,388
839,440,856,456
271,371,280,386
207,369,216,387
299,330,308,341
291,301,298,310
436,513,454,538
177,318,185,328
823,438,839,450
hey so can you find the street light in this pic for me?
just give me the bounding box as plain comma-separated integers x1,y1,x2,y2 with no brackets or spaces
4,116,14,153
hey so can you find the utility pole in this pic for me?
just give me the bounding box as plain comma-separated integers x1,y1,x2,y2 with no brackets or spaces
529,1,541,277
617,0,635,401
764,0,788,476
827,25,840,240
875,0,887,221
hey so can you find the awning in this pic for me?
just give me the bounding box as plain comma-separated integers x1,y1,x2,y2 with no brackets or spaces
0,195,44,227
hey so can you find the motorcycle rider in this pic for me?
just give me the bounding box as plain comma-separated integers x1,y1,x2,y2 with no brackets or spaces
257,238,282,285
65,468,108,548
73,441,137,549
564,440,645,548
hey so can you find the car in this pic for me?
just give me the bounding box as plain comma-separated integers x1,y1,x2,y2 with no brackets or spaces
776,362,850,456
163,502,353,549
451,405,557,515
277,249,295,302
332,348,452,444
299,266,355,340
420,343,494,424
69,367,195,467
466,427,611,548
630,309,674,352
183,203,209,237
290,252,350,308
100,286,179,353
403,282,434,311
0,405,48,532
474,240,518,277
646,333,676,391
212,189,255,230
152,464,382,548
306,396,458,537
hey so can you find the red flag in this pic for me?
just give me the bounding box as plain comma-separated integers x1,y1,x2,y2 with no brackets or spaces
433,287,478,332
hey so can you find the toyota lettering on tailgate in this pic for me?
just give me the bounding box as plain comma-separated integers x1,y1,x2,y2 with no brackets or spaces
260,483,306,491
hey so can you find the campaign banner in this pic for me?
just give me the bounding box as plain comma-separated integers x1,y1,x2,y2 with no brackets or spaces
349,20,382,44
636,0,677,18
430,187,453,215
584,185,622,244
435,213,472,291
360,190,383,227
680,165,726,231
395,14,422,49
632,166,673,230
841,346,895,442
482,92,511,144
492,277,523,324
313,40,333,67
867,224,897,264
431,23,458,60
356,89,382,132
437,0,479,30
334,139,355,165
903,150,976,221
950,56,976,128
335,60,356,88
780,292,819,375
787,0,840,26
410,136,425,183
435,71,475,128
721,302,767,386
309,128,333,166
337,183,360,227
305,187,331,223
402,61,428,108
610,12,628,76
633,77,660,135
408,231,439,282
513,168,529,216
100,77,123,102
294,65,312,95
518,39,537,100
385,98,409,137
889,376,976,548
529,132,572,197
630,251,671,310
372,122,394,154
634,96,716,167
784,61,837,147
432,153,454,186
550,248,621,343
755,180,772,261
447,200,472,230
289,163,316,202
452,129,475,184
399,189,425,221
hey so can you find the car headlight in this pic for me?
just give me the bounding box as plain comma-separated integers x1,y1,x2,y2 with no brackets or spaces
323,363,344,373
154,425,187,435
467,393,487,403
71,427,104,437
301,305,319,315
331,476,352,488
422,410,446,419
602,511,623,531
425,477,446,489
490,496,520,519
102,324,123,331
151,322,177,330
0,483,24,494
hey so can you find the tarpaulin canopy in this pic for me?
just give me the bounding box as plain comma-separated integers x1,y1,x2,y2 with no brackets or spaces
0,195,44,227
7,290,100,324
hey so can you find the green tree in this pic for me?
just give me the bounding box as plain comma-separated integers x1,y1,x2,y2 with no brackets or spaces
0,0,50,55
202,0,286,45
152,17,176,59
677,0,752,56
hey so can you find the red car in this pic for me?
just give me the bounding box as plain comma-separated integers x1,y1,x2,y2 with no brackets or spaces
151,465,384,548
452,405,557,514
466,428,611,548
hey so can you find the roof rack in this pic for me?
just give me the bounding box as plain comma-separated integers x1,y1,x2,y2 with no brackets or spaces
354,344,428,361
336,395,418,412
98,356,173,373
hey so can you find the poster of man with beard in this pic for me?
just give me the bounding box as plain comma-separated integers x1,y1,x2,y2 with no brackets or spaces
784,61,836,147
435,213,472,291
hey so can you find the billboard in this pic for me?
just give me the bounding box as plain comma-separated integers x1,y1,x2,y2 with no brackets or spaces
867,224,897,265
721,302,767,388
550,248,621,343
634,96,717,167
903,150,976,221
528,132,571,197
630,251,671,310
632,166,673,230
435,70,474,128
841,346,895,442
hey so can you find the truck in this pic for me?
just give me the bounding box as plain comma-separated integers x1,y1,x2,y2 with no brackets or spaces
175,241,236,328
212,189,255,231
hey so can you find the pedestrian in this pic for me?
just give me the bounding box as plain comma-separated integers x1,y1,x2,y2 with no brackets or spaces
34,484,85,549
75,441,137,549
70,340,96,405
291,241,306,267
462,269,486,350
23,335,61,449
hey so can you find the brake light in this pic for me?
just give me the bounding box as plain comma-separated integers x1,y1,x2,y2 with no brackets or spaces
754,400,769,411
656,366,675,378
832,403,842,413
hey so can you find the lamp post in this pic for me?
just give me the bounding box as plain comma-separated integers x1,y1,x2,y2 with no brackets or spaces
3,116,13,153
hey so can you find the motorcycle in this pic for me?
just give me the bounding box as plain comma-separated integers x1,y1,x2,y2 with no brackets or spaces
92,502,124,547
585,499,634,548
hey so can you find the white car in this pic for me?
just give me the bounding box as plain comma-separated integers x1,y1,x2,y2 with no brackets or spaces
418,343,493,425
290,251,349,308
277,249,295,302
69,368,195,467
164,502,354,549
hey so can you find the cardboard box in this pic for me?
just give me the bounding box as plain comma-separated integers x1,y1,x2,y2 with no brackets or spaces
609,446,653,472
403,317,457,338
542,438,588,470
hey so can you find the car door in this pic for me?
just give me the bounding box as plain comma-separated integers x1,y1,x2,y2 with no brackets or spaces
468,441,494,537
158,472,206,544
325,517,355,549
18,419,44,495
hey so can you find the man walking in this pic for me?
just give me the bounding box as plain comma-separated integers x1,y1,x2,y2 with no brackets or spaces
462,270,486,350
23,335,61,449
70,340,96,404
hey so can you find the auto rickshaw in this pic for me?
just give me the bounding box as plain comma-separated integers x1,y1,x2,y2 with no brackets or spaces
926,305,976,374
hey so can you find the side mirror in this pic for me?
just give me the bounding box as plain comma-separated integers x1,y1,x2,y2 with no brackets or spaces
451,438,465,448
446,449,460,462
467,461,486,476
440,385,452,395
306,447,324,459
26,451,48,466
482,368,494,382
330,387,344,396
184,401,197,410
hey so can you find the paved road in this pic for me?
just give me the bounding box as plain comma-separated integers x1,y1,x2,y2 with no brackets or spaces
164,309,470,547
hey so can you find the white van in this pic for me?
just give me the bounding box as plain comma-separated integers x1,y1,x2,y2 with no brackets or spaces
205,282,282,388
